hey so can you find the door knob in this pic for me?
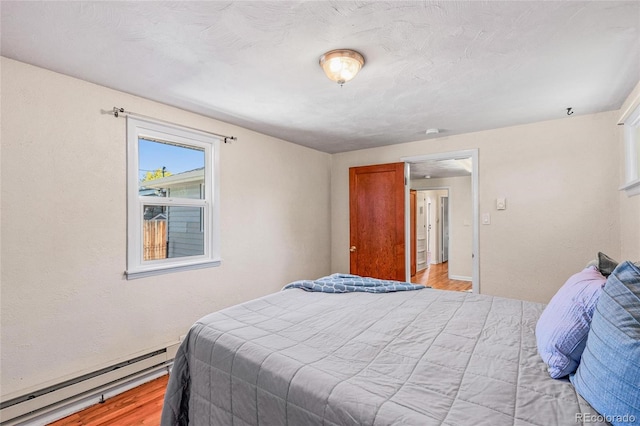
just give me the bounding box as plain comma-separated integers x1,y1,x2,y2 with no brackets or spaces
350,246,357,252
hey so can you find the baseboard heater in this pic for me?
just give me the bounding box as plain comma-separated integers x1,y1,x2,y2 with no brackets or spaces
0,343,179,424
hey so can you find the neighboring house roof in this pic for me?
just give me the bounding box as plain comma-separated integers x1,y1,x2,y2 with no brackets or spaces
141,168,204,190
150,213,167,221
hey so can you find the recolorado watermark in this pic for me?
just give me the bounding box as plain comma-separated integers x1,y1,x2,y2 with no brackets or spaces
576,413,636,423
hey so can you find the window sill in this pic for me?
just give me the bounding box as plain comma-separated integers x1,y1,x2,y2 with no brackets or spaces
125,259,221,280
620,179,640,197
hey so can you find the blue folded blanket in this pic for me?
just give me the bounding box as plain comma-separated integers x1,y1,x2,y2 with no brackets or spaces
283,273,426,293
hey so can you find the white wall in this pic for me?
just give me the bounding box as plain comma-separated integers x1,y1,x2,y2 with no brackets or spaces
0,58,332,397
413,176,473,279
331,111,624,304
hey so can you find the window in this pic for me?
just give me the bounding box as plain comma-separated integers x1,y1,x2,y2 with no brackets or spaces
126,116,220,279
620,101,640,196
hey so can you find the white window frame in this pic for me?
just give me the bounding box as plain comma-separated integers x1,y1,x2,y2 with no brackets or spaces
619,99,640,196
126,116,221,279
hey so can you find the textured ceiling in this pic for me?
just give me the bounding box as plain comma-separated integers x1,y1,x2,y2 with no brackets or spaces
409,158,472,180
2,1,639,154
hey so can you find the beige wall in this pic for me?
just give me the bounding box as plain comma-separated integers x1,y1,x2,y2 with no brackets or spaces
618,80,640,261
0,58,332,397
331,111,623,304
413,176,473,279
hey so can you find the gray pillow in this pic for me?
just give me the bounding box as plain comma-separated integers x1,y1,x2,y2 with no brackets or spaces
592,252,640,277
597,252,619,277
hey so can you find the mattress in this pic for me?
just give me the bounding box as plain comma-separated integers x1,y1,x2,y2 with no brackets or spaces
161,288,605,425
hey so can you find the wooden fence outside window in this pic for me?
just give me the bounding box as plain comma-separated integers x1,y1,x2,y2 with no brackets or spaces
143,220,167,260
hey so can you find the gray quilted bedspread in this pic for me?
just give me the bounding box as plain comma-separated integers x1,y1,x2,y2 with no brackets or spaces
161,288,605,426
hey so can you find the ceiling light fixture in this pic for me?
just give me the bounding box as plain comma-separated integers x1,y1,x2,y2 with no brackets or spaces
319,49,365,86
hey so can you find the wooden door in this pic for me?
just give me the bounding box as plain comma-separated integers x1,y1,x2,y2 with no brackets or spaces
349,162,405,281
410,190,417,277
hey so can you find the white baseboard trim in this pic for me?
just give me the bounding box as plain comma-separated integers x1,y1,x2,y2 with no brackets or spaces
450,275,472,282
6,365,171,426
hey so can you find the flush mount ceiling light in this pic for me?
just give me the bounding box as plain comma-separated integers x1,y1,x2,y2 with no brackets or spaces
319,49,365,86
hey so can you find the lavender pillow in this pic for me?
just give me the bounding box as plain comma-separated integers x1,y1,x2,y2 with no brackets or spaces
536,266,606,378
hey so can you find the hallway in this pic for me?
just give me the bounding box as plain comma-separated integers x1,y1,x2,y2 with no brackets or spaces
412,261,472,292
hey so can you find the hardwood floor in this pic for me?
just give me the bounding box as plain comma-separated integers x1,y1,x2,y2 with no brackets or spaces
47,374,168,426
412,261,472,292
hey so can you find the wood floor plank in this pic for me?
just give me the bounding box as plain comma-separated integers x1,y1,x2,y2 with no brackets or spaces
47,375,168,426
412,261,472,292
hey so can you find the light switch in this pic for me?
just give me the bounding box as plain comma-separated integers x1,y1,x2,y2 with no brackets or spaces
482,213,491,225
497,197,506,210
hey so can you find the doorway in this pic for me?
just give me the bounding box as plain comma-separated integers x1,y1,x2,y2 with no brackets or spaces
414,189,447,269
411,188,469,291
401,149,479,293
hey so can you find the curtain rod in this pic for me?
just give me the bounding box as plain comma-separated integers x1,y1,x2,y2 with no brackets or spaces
110,107,237,144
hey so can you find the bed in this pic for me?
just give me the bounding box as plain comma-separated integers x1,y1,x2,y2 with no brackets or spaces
160,286,605,425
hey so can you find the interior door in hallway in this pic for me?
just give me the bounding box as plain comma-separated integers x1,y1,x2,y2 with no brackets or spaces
349,162,405,281
441,196,449,262
410,189,417,277
416,191,427,272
